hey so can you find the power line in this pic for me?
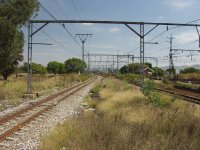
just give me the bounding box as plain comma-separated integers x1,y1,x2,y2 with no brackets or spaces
54,0,81,33
71,0,82,19
37,1,80,47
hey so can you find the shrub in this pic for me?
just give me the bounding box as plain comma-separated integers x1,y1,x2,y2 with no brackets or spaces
143,80,164,106
90,84,101,98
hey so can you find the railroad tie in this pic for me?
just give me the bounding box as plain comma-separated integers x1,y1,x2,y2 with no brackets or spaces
0,142,10,147
13,132,24,136
20,127,29,131
6,137,18,141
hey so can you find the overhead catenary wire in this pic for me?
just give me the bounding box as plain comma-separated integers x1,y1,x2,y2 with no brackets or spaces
37,1,81,47
54,0,81,33
70,0,89,32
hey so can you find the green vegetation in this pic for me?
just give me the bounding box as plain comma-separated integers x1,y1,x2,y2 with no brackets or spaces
0,0,39,80
152,67,164,77
120,63,153,74
175,82,200,91
22,62,47,75
89,84,101,98
143,80,169,107
180,67,200,74
47,61,65,74
39,78,200,150
65,58,87,73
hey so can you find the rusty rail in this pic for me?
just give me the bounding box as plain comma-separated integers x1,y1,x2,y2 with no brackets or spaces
0,77,94,125
0,77,96,142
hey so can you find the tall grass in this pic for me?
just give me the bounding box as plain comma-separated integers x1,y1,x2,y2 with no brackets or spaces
0,73,91,108
39,78,200,150
178,73,200,80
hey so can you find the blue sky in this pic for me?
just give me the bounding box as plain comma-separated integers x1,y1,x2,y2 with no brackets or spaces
23,0,200,67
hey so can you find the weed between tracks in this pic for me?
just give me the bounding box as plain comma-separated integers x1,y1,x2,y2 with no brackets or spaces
39,78,200,150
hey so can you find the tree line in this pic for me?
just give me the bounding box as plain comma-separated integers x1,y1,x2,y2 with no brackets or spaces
180,67,200,74
20,58,87,75
120,63,165,77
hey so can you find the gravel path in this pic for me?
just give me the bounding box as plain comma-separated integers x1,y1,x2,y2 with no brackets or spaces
0,77,99,150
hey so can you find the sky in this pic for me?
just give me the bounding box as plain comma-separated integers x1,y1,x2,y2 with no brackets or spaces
22,0,200,68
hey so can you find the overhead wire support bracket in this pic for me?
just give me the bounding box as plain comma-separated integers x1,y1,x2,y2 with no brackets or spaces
124,24,141,37
144,24,159,36
31,23,49,37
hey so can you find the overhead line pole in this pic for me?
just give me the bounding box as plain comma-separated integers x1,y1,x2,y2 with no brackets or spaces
75,34,92,61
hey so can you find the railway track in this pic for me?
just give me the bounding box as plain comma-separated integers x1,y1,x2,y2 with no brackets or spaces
158,88,200,105
129,82,200,104
0,77,96,145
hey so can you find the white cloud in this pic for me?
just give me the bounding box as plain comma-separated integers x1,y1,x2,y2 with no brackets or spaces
174,31,198,44
82,23,94,26
165,0,196,10
109,27,121,33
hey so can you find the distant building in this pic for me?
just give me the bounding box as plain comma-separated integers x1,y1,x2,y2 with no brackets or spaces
143,67,154,77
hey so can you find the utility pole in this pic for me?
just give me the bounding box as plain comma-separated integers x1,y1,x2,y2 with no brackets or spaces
132,56,135,73
87,52,90,72
75,34,92,61
112,57,115,72
117,54,119,73
168,35,175,81
128,54,130,63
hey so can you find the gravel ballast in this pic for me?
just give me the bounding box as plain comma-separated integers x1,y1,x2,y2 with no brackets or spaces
0,78,99,150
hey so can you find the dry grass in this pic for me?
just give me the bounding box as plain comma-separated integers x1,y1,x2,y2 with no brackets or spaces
178,73,200,80
39,78,200,150
0,73,90,109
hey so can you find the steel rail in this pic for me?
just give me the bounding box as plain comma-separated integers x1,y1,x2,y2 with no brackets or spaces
158,88,200,104
0,77,96,142
0,77,95,125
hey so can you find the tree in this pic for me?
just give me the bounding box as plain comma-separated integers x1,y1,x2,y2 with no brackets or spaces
120,63,152,74
180,67,199,74
47,61,60,74
22,62,47,75
152,67,164,77
65,58,87,73
47,61,65,74
145,62,152,69
120,65,129,74
58,63,65,74
0,0,39,80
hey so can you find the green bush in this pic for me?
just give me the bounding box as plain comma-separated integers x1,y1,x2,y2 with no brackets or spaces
143,80,165,107
90,84,101,98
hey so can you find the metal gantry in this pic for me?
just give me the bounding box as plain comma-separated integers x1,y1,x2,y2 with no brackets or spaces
27,19,200,92
168,35,200,81
85,53,158,73
75,34,92,61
